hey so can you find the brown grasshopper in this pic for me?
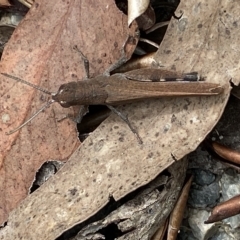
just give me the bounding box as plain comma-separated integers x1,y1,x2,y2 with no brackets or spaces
2,47,223,143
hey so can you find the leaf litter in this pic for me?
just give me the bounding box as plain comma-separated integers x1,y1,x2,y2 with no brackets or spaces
71,158,188,239
0,0,237,239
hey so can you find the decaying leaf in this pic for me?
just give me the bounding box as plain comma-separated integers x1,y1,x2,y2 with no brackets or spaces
72,159,188,240
0,0,138,225
0,159,188,239
0,0,236,238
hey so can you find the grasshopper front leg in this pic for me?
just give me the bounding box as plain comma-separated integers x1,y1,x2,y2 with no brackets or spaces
73,45,90,79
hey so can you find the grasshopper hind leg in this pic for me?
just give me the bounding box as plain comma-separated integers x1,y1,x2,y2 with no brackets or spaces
107,105,143,144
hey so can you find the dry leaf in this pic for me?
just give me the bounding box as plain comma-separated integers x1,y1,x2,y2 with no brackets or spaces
113,52,157,73
0,0,138,225
211,141,240,165
0,0,10,7
128,0,150,26
153,0,233,162
167,175,193,240
135,4,155,30
0,0,236,238
17,0,33,8
205,194,240,224
152,219,168,240
73,159,188,239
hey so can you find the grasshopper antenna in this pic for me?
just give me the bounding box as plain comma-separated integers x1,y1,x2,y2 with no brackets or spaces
1,73,53,95
6,99,55,135
1,73,56,135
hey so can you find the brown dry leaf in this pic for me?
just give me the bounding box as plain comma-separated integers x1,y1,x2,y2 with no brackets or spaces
167,175,193,240
0,0,236,239
113,52,156,73
152,219,168,240
211,141,240,165
135,4,155,30
0,0,138,225
205,194,240,224
0,0,10,7
74,158,188,239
